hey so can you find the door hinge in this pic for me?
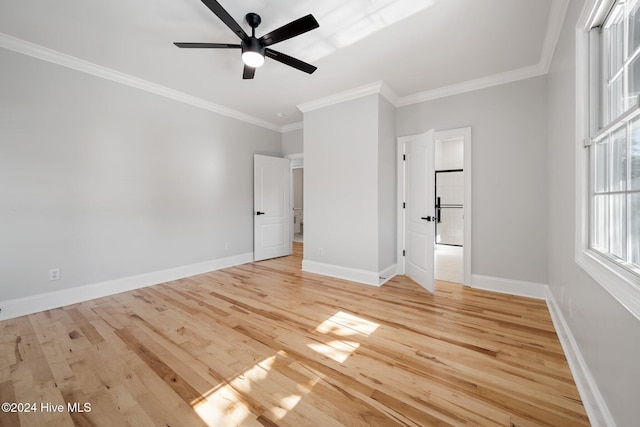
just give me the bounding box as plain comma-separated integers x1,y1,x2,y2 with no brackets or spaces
403,250,405,256
583,138,592,148
403,154,406,161
402,202,406,208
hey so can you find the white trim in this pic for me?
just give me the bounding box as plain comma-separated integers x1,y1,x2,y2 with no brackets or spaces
0,252,254,321
396,135,409,275
0,32,281,133
297,81,399,112
471,275,548,300
282,121,304,132
378,264,398,286
379,81,400,106
574,1,640,321
301,260,381,287
577,251,640,320
396,64,546,107
286,152,304,168
541,0,571,72
546,289,617,427
579,0,611,27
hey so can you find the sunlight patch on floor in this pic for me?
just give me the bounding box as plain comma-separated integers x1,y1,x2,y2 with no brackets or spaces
270,393,303,420
315,311,380,336
309,311,379,363
192,355,276,426
308,340,361,363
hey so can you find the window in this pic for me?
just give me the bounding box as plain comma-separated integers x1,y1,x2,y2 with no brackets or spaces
579,0,640,319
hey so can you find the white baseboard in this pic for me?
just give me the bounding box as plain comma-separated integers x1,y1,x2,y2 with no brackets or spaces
0,252,254,321
301,260,381,286
378,264,398,285
545,290,616,427
471,274,548,299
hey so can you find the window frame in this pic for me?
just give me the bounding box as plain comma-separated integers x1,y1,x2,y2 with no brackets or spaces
576,0,640,321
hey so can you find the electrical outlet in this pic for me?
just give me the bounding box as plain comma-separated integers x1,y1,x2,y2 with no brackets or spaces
49,268,61,281
319,247,324,256
225,242,231,250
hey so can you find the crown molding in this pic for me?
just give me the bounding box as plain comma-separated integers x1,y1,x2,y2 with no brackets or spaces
2,0,569,127
540,0,570,73
379,81,399,106
0,32,281,132
396,63,547,107
281,121,304,132
297,80,399,113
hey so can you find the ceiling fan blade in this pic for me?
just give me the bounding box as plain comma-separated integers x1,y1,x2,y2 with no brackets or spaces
259,14,319,47
174,42,241,49
243,65,256,79
265,49,317,74
201,0,248,39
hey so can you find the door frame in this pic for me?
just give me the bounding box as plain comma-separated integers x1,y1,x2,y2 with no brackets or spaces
396,127,472,287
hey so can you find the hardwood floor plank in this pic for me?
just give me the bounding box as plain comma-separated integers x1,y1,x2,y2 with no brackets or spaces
0,380,20,427
0,242,589,426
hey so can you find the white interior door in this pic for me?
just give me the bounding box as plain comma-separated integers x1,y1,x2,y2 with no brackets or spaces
404,130,436,292
254,155,291,261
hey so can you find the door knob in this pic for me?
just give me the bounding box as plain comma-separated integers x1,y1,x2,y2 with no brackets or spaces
256,211,265,215
421,216,433,221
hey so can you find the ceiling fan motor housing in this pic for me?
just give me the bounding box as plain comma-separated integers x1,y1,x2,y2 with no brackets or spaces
242,36,265,56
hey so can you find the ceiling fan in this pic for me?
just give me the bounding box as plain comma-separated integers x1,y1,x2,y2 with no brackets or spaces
174,0,320,79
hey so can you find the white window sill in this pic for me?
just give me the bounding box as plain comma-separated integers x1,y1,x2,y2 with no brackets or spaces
576,249,640,321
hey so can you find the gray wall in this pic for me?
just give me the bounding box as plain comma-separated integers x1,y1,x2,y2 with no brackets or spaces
282,128,303,155
397,76,548,284
0,48,281,301
378,96,397,270
547,1,640,425
304,94,379,272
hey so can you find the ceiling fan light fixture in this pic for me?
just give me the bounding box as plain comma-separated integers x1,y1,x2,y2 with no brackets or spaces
242,51,265,67
242,38,265,68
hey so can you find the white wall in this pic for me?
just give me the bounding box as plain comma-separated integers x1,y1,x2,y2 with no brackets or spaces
0,48,282,303
397,76,548,285
547,1,640,425
282,128,303,155
378,96,397,271
303,94,379,273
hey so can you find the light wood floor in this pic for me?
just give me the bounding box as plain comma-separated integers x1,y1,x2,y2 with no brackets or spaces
0,243,589,426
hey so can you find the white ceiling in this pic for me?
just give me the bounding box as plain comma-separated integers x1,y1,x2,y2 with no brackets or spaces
0,0,562,130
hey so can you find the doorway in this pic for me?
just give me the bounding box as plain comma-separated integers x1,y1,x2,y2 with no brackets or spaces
397,127,471,287
292,168,304,242
434,136,464,284
287,153,304,244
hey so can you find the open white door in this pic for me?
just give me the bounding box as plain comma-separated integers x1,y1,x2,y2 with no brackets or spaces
254,155,291,261
404,130,436,292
